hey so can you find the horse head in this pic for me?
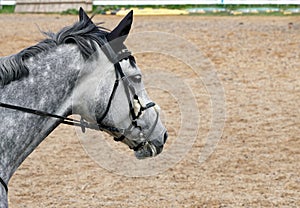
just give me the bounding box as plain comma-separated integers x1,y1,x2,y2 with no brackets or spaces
73,9,168,159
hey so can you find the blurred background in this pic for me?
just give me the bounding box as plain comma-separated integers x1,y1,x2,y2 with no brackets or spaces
0,0,299,15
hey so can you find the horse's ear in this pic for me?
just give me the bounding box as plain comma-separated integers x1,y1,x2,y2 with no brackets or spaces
107,10,133,43
79,7,92,23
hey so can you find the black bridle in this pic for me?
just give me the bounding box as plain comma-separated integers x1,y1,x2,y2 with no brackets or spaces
97,54,157,144
0,45,158,193
97,42,158,147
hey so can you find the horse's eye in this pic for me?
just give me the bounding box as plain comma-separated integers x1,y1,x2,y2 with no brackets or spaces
131,75,142,83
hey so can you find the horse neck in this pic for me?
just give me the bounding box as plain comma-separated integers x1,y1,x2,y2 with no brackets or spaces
0,44,82,184
0,186,7,207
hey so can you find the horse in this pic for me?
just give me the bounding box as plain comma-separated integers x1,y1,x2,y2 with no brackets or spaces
0,8,168,207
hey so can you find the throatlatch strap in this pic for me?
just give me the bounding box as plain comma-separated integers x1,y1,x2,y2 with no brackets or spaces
0,176,8,193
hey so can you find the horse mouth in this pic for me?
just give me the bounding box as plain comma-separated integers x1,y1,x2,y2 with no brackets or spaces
134,142,163,159
134,131,167,159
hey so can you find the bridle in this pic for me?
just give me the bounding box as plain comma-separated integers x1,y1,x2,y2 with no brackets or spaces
96,54,159,147
0,42,159,193
97,41,159,149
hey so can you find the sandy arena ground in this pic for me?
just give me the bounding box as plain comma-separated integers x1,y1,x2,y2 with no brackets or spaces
0,14,299,207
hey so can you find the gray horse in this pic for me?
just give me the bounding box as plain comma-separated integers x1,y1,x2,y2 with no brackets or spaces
0,8,167,207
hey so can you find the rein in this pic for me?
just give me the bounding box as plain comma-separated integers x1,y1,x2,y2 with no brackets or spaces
0,101,119,133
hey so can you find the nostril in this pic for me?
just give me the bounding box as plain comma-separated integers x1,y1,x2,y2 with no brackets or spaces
163,131,168,143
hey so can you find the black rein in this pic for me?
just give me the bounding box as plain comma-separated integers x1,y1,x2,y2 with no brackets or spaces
0,102,119,133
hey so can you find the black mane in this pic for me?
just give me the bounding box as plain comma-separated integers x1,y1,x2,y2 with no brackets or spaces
0,16,109,86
